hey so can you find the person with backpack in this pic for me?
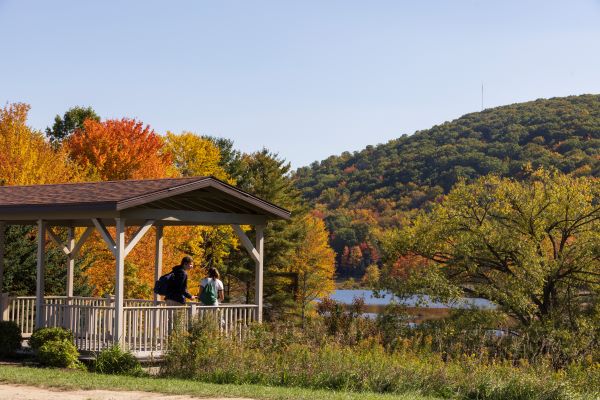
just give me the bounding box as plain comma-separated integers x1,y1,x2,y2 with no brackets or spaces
198,267,224,306
160,256,196,306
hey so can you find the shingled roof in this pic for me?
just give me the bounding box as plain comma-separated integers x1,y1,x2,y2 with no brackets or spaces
0,177,291,225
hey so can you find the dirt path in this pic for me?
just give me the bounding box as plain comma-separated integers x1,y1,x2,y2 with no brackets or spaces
0,383,254,400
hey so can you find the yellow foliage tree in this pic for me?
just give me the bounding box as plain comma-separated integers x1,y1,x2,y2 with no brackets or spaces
83,226,204,297
163,131,229,181
0,103,82,185
289,214,336,324
163,131,238,291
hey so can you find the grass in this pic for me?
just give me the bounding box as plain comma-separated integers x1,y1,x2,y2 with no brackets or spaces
0,364,439,400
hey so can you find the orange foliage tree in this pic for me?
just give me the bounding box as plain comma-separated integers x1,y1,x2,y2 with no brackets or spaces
83,226,202,297
72,126,242,298
66,118,172,181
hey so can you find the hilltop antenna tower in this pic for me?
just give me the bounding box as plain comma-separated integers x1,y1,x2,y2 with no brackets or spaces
481,82,484,111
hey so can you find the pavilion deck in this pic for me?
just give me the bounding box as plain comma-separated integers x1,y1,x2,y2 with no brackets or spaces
2,294,257,355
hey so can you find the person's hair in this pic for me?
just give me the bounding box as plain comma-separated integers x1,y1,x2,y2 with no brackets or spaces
181,256,193,266
207,267,220,279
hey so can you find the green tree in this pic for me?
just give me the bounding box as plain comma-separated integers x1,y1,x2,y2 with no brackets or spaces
45,106,100,146
203,136,244,184
1,225,92,296
380,170,600,329
222,149,306,319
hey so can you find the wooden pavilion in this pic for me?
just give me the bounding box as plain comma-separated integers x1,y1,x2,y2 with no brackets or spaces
0,177,290,355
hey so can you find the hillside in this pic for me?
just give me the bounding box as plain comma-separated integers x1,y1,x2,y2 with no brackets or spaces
293,94,600,278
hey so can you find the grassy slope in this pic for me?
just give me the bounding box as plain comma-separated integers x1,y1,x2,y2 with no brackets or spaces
0,365,438,400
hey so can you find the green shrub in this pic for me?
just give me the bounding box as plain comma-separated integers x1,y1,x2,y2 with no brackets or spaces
29,327,73,351
93,345,145,376
0,321,22,357
37,338,82,369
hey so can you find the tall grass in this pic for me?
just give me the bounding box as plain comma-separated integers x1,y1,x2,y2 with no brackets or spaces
161,315,599,400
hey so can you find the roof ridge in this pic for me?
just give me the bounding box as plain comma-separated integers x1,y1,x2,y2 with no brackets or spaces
0,176,207,189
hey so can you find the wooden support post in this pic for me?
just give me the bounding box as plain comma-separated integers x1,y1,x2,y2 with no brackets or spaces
104,293,114,338
255,225,264,323
232,224,265,323
188,303,197,328
66,227,75,298
154,226,163,304
65,227,75,330
35,219,46,328
0,221,5,294
0,292,9,322
114,218,126,346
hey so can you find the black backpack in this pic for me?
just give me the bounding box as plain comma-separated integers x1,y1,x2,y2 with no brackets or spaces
153,272,174,296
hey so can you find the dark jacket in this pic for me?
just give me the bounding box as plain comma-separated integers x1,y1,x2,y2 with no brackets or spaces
164,265,192,304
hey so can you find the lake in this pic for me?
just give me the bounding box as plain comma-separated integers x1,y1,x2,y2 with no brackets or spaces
329,289,495,310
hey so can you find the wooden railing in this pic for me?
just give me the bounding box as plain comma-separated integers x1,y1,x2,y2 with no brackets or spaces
123,306,187,352
2,296,257,354
122,304,258,352
7,296,36,336
43,302,115,352
6,296,70,337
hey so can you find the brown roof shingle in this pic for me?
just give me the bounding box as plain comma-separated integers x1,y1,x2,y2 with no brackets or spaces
0,177,203,207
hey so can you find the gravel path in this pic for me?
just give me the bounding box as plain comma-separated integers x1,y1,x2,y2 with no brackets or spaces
0,383,254,400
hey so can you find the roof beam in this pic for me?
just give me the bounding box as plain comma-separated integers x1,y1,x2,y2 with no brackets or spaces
212,196,253,214
43,226,95,257
92,218,117,257
161,197,193,210
47,228,70,256
72,226,94,257
121,209,267,225
0,210,117,222
232,224,260,263
124,219,154,257
179,196,231,213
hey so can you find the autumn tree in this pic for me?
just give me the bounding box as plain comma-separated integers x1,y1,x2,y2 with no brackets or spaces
79,131,240,298
0,103,81,186
380,170,600,331
361,264,380,287
66,118,172,181
162,131,238,294
163,131,230,180
289,214,335,324
0,103,90,295
45,106,100,146
61,117,175,296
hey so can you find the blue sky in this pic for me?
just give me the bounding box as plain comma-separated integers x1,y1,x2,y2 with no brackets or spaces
1,1,599,169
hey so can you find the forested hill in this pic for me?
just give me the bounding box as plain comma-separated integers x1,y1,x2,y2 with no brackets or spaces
293,94,600,279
